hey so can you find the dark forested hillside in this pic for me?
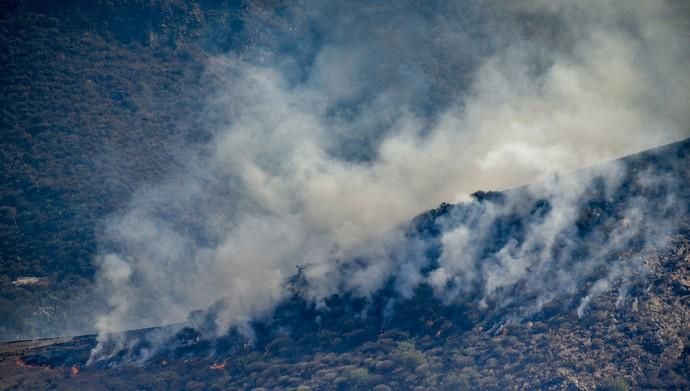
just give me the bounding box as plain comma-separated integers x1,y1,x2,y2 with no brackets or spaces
0,0,255,340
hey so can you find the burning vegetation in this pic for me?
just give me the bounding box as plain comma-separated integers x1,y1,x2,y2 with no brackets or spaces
2,0,689,390
1,140,688,390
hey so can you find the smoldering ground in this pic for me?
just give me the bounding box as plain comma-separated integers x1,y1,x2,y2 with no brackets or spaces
88,0,690,362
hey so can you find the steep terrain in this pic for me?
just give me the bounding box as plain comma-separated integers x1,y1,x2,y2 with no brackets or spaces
2,1,689,390
0,0,255,340
1,139,688,390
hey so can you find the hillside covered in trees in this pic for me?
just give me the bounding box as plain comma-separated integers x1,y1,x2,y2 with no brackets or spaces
1,0,257,340
1,139,689,390
1,1,689,390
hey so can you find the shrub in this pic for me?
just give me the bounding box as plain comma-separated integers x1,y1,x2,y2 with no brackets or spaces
443,373,471,391
597,377,630,391
374,359,395,372
347,368,372,387
394,341,427,369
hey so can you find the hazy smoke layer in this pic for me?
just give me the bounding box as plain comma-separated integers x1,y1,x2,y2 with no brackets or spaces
90,0,690,360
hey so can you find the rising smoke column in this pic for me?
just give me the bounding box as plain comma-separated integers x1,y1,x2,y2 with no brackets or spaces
90,0,690,361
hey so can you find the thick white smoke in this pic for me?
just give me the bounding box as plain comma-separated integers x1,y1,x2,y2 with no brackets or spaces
91,0,689,360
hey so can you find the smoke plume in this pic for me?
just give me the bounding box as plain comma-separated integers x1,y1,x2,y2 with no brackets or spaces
90,0,690,361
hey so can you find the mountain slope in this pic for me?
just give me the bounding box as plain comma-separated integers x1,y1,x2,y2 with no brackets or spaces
0,0,253,341
1,138,688,390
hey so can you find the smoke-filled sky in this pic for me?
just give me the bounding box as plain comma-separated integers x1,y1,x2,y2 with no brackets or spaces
90,0,690,358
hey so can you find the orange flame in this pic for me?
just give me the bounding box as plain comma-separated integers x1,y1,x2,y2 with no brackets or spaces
71,366,79,375
15,358,51,370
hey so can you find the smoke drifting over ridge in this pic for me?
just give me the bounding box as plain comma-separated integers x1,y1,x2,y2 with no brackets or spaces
91,0,690,359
